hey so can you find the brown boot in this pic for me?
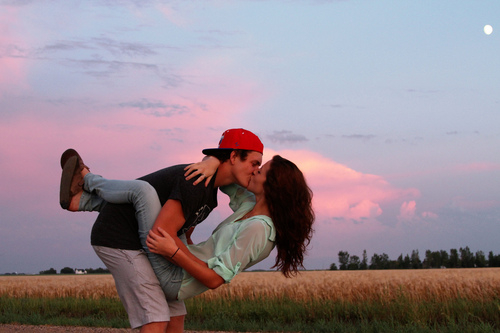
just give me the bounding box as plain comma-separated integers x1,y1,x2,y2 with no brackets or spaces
59,149,89,210
60,148,88,171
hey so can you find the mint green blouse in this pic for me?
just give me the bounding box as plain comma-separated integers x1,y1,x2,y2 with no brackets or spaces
177,184,276,300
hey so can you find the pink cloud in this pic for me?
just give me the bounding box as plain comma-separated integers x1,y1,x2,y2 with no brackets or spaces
348,200,383,220
263,149,420,223
398,200,416,221
395,201,439,228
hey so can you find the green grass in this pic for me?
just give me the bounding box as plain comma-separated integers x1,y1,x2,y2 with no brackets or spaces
0,297,129,328
1,296,499,332
184,296,500,332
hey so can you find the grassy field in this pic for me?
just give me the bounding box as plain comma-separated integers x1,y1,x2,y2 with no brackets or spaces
1,268,500,332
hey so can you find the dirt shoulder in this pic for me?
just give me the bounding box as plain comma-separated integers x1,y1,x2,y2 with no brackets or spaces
0,325,139,332
0,324,224,333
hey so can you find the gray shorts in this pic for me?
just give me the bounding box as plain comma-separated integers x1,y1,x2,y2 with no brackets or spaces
93,246,187,329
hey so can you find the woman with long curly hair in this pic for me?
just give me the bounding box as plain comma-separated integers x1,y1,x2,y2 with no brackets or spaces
146,154,314,290
263,155,315,276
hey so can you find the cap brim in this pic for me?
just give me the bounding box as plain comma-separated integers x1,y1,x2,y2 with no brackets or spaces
202,148,234,155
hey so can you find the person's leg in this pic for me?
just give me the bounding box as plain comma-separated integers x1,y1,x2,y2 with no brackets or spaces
84,173,161,245
140,322,167,333
163,292,186,333
75,190,106,212
93,246,170,329
166,316,185,333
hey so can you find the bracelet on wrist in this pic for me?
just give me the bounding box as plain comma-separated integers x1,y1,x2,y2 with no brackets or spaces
171,247,180,259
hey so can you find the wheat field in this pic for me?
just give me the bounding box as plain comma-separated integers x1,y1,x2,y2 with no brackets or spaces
0,274,118,299
2,268,499,302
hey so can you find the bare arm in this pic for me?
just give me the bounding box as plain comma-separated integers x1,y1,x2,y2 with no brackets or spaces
149,199,205,266
147,227,225,289
184,156,221,186
185,227,195,245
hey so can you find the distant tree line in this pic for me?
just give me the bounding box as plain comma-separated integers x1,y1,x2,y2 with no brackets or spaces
330,247,500,270
38,267,110,275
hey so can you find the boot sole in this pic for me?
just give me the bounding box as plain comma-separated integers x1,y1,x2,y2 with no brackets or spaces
60,156,78,209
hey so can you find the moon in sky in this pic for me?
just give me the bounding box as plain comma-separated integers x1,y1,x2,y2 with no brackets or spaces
484,25,493,35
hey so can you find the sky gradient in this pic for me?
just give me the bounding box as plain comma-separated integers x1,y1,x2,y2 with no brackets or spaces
1,0,499,274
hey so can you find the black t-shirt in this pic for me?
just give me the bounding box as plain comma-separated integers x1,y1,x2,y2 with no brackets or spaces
90,164,218,250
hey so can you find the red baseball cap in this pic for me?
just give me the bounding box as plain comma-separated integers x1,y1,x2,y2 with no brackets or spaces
202,128,264,155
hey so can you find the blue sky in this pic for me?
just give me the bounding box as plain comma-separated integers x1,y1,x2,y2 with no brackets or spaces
0,0,499,274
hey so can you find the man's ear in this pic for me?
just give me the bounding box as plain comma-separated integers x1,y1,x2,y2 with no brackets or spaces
229,150,238,165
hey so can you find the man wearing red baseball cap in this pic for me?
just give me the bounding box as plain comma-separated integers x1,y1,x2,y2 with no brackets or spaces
202,128,264,155
196,128,264,189
59,128,263,333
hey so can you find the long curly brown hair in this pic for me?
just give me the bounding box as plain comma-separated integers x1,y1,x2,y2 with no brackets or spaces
264,155,314,277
